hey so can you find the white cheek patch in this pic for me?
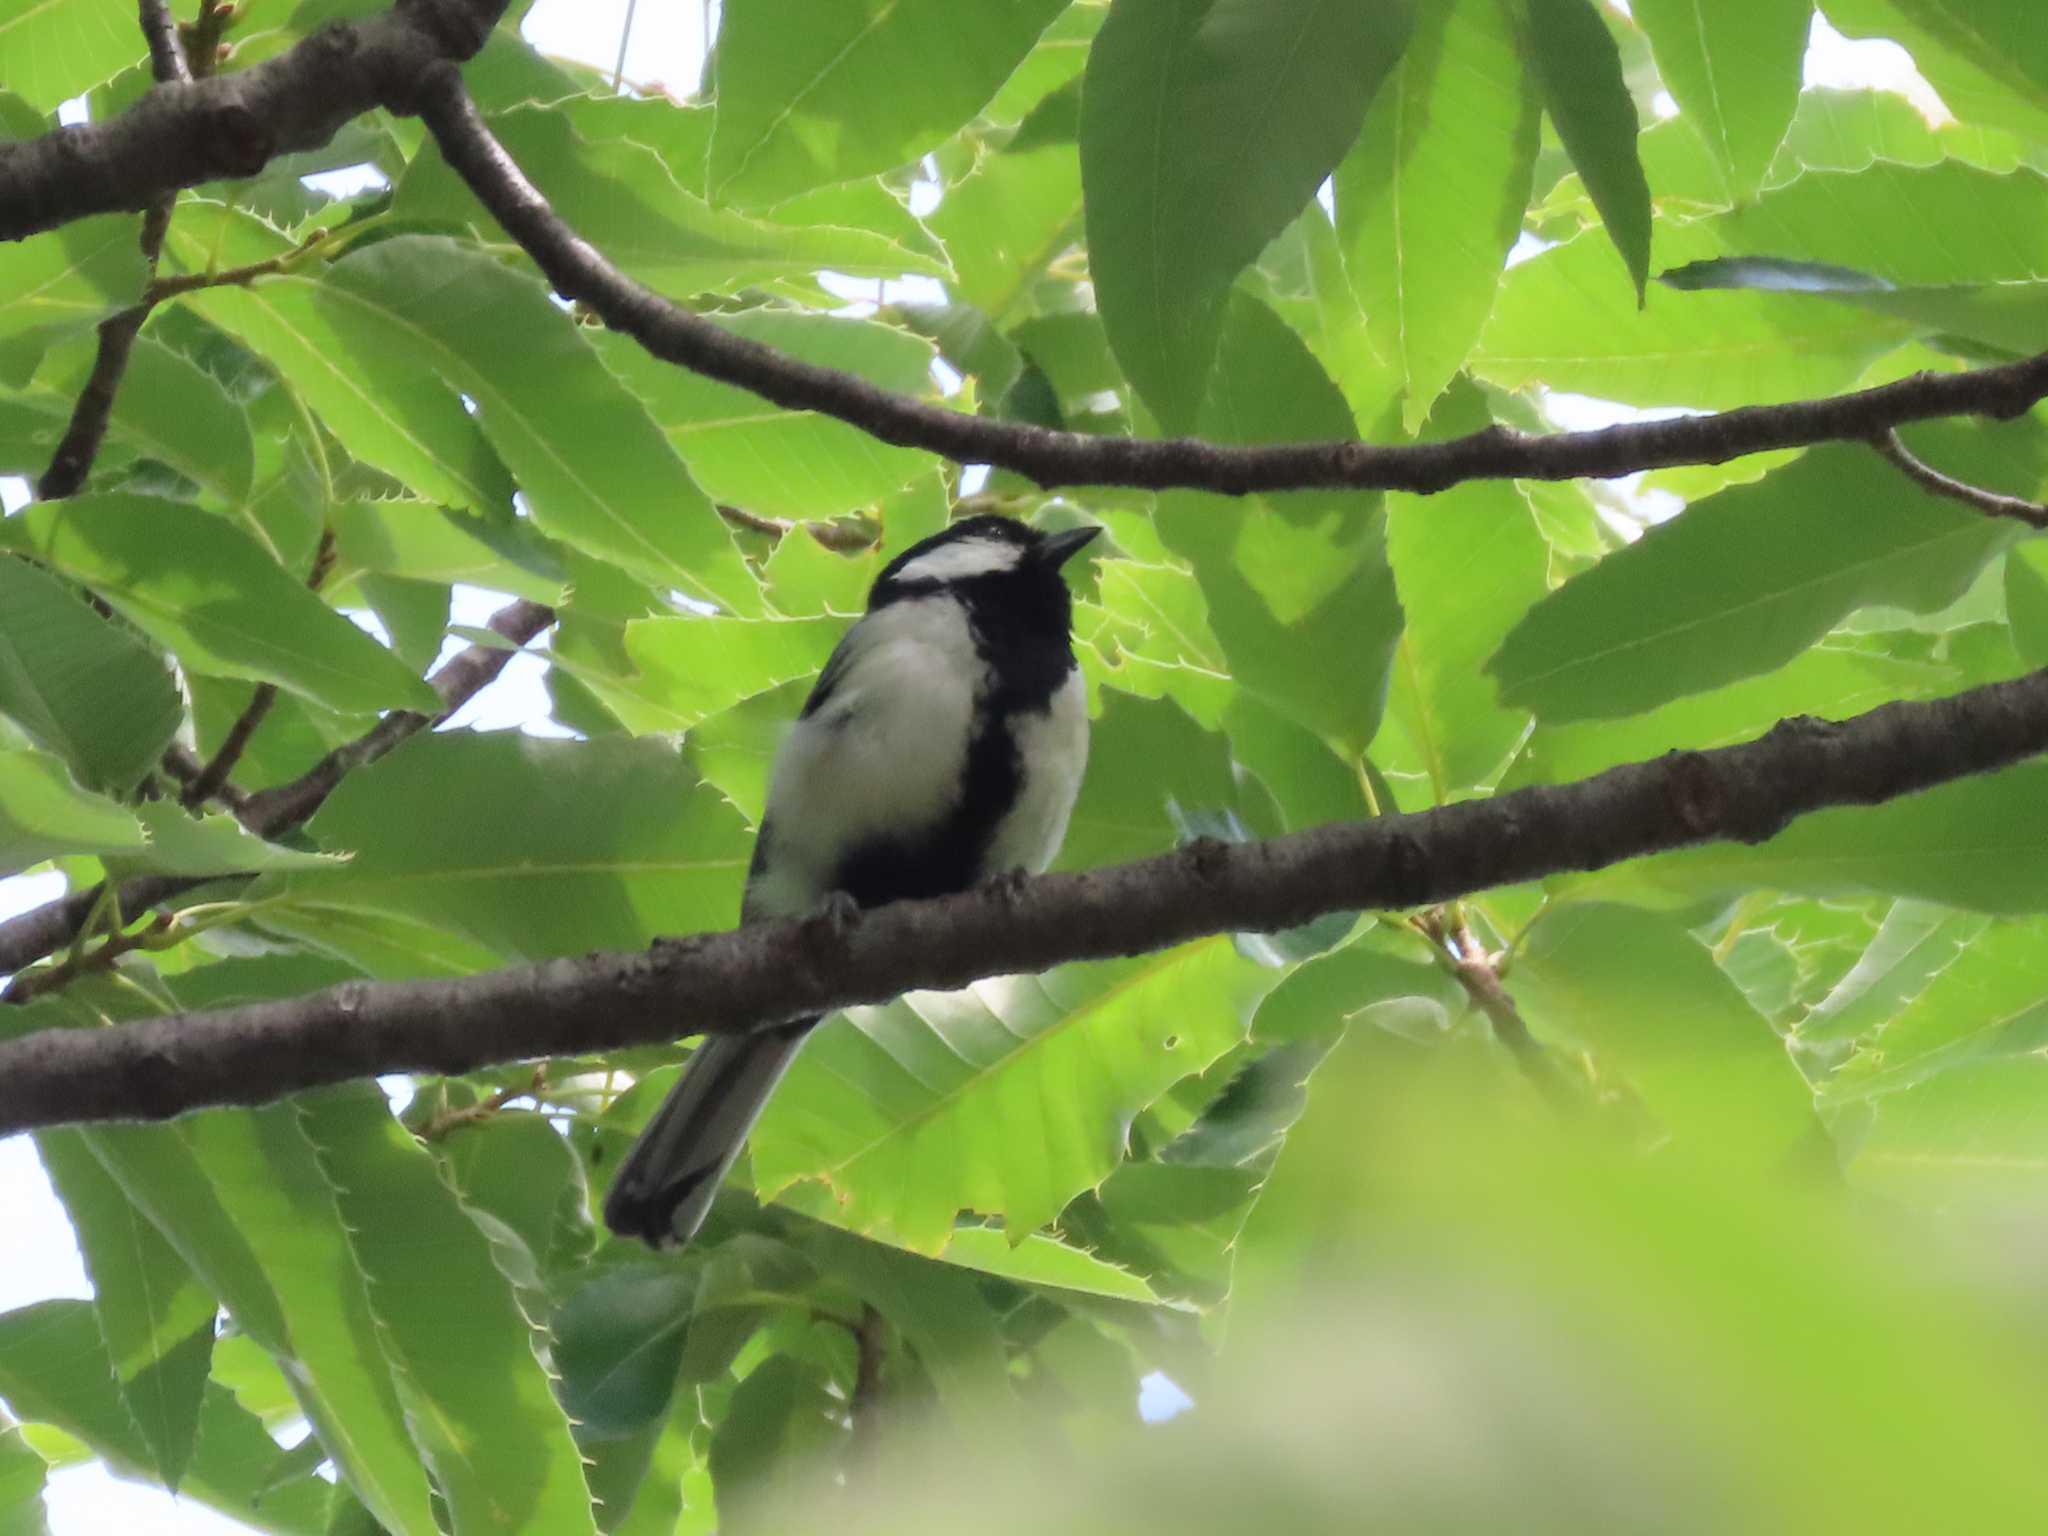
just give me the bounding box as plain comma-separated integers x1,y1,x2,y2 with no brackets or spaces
893,536,1023,584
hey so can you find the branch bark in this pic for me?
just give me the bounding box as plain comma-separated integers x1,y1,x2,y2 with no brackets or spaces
411,67,2048,498
4,663,2046,1135
0,0,508,244
0,598,555,976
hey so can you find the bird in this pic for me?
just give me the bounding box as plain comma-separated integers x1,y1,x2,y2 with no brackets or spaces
603,513,1102,1248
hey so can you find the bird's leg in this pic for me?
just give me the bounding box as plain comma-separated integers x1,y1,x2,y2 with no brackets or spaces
809,889,863,937
982,865,1033,905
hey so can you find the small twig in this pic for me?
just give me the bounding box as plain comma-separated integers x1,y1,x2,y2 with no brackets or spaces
1414,911,1576,1110
139,0,195,86
416,1064,548,1141
715,503,879,555
180,531,336,809
145,226,333,303
1870,430,2048,530
3,914,176,1005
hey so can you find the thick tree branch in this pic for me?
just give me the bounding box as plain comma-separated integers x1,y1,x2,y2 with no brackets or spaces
412,69,2048,498
0,598,555,977
5,664,2047,1134
0,0,508,244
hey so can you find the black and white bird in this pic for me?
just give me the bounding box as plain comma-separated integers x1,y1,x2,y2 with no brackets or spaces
604,514,1101,1248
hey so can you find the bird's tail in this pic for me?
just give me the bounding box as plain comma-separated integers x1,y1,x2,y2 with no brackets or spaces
602,1019,816,1249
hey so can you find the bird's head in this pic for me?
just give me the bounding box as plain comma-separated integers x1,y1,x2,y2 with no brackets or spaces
868,515,1100,630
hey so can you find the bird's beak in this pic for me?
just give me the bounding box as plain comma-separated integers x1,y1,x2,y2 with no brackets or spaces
1037,525,1102,569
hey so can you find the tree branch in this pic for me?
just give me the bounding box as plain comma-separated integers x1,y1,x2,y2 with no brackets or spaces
410,67,2048,498
0,598,555,977
5,663,2047,1134
0,0,508,244
1870,430,2048,530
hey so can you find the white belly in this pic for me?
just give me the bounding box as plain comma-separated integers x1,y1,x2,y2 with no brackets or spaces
985,666,1089,876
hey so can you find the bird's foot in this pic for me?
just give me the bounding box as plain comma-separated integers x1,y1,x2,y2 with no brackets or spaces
808,889,862,938
983,865,1033,905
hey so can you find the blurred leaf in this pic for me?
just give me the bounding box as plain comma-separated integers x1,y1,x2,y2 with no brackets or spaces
705,1355,841,1532
0,493,437,715
1488,433,2026,721
707,0,1068,204
1798,899,1990,1047
282,733,753,960
932,1228,1168,1305
1849,1057,2048,1205
2007,540,2048,667
295,1085,597,1535
1156,292,1402,754
1336,0,1538,431
751,937,1280,1251
1526,0,1651,300
1081,0,1409,428
0,1423,47,1536
1824,0,2048,143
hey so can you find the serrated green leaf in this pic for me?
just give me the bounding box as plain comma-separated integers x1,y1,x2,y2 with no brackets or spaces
0,214,144,384
1798,900,1991,1047
1631,0,1809,201
1849,1057,2048,1204
101,802,344,880
33,331,254,501
707,0,1069,205
558,612,840,736
932,1228,1168,1304
1336,0,1539,431
0,0,142,109
553,1268,697,1442
1526,0,1652,301
591,312,938,522
1488,432,2026,721
0,1303,331,1536
1081,0,1409,429
1156,292,1402,754
294,1085,598,1536
1824,0,2048,144
0,747,147,873
0,493,437,715
0,538,181,795
752,936,1280,1251
929,140,1084,323
396,104,949,290
33,1129,216,1490
328,500,562,605
281,733,753,960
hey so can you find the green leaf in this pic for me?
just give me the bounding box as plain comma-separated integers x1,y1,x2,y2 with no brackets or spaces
86,1104,443,1536
0,0,143,109
104,802,346,880
1477,223,1918,409
750,936,1280,1252
396,104,949,291
0,493,437,715
1712,162,2048,287
1156,292,1403,754
560,613,841,735
0,1423,47,1536
34,1129,215,1490
1798,900,1990,1047
704,1355,841,1531
1335,0,1539,431
590,313,939,522
553,1268,696,1442
0,216,145,385
1824,0,2048,144
0,553,178,794
435,1113,594,1283
0,1303,331,1536
1514,903,1815,1161
1080,0,1410,428
931,1228,1169,1305
1383,381,1549,796
1848,1057,2048,1205
706,0,1069,205
1525,0,1652,301
2008,540,2048,668
294,237,759,613
929,140,1084,323
1487,433,2024,721
282,733,753,960
1630,0,1809,201
328,501,562,605
1593,760,2048,914
0,747,146,873
294,1086,598,1536
1054,691,1236,873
